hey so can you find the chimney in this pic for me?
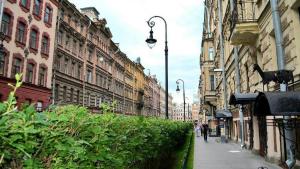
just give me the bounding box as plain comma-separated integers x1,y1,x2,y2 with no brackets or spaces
80,7,100,21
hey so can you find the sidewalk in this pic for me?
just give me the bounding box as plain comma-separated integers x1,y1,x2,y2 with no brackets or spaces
193,134,281,169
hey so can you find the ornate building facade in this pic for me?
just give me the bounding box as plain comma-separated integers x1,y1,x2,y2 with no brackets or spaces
199,0,300,165
0,0,58,110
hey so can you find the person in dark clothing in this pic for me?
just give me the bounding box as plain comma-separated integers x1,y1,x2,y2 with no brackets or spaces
203,124,208,142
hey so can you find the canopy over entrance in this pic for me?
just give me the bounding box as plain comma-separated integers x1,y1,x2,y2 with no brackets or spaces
254,92,300,116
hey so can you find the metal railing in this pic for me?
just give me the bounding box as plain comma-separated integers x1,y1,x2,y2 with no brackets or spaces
230,0,257,33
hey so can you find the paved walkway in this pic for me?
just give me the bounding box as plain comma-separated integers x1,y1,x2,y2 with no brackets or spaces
194,134,281,169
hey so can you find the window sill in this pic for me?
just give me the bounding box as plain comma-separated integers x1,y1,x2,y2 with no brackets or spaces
44,21,52,28
4,36,12,43
29,47,38,54
15,40,26,49
41,52,49,59
33,14,41,21
8,0,16,3
20,5,30,13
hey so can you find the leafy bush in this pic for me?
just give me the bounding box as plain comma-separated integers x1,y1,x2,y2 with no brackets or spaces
0,75,192,169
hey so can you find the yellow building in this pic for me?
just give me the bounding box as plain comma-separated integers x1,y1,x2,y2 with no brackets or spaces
200,0,300,166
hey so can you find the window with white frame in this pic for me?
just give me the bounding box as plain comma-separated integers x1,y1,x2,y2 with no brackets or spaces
208,47,214,61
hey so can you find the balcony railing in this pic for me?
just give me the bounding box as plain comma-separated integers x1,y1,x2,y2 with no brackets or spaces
231,0,256,31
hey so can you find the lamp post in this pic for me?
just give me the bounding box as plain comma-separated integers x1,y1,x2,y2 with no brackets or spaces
186,97,190,121
176,79,185,122
146,16,168,119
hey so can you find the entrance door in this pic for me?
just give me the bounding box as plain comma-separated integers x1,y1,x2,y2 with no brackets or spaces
258,116,268,157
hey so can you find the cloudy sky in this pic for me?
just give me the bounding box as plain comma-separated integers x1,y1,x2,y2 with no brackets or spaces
69,0,204,104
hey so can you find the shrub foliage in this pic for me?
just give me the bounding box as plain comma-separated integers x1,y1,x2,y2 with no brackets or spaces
0,75,192,169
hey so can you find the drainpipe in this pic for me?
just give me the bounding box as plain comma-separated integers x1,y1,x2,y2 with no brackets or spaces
230,0,245,149
234,47,245,148
217,0,228,141
270,0,295,168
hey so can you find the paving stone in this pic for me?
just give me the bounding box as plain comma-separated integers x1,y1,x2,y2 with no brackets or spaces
193,134,281,169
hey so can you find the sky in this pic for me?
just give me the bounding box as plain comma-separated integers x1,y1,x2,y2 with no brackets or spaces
69,0,204,104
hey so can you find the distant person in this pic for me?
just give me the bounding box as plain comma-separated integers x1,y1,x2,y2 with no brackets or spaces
203,124,208,142
195,124,200,137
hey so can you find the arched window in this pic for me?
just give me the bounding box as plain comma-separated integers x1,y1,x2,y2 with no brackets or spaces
33,0,43,19
44,3,53,27
26,63,35,83
29,26,40,53
38,65,47,86
15,17,28,48
19,0,31,12
41,33,50,55
11,56,23,78
1,8,14,39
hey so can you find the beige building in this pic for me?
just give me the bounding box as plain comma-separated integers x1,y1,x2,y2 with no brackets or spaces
159,86,173,119
0,0,58,110
200,0,300,166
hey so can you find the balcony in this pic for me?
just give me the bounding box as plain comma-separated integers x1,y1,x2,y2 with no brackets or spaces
230,0,259,45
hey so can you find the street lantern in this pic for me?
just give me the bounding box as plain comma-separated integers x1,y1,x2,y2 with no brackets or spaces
176,84,180,92
176,79,186,121
145,28,157,49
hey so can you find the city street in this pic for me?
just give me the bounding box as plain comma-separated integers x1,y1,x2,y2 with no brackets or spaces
194,135,281,169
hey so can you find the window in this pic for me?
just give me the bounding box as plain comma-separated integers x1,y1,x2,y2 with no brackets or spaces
41,35,49,54
38,67,46,86
1,12,11,36
87,93,91,106
58,31,63,45
55,56,61,70
72,40,77,53
208,47,214,61
16,21,26,44
80,25,83,32
77,65,81,79
65,35,70,50
29,29,38,49
11,58,22,78
55,84,59,100
60,9,64,19
64,58,68,74
0,53,6,76
20,0,30,11
70,88,73,102
71,62,75,76
79,44,83,56
26,63,34,83
88,49,93,61
21,0,27,7
210,75,215,91
87,69,92,83
89,32,93,41
44,6,52,24
33,0,42,17
76,90,80,103
63,86,67,100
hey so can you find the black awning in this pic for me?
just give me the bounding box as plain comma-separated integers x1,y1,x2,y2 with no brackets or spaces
229,93,258,105
215,109,232,118
254,92,300,116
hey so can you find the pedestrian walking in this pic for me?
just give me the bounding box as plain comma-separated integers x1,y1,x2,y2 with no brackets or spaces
203,124,208,142
196,124,200,137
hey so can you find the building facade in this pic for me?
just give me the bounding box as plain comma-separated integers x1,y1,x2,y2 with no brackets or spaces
0,0,58,110
199,0,300,165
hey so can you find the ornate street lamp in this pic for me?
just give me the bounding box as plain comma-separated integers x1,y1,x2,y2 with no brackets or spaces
146,16,168,119
176,79,186,121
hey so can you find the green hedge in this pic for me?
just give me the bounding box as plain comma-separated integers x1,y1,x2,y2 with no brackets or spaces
0,104,192,169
